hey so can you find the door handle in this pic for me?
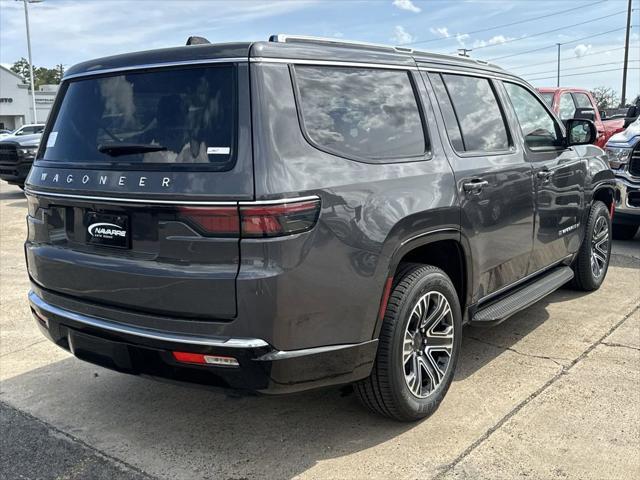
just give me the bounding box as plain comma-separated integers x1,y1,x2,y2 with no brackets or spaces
463,179,489,194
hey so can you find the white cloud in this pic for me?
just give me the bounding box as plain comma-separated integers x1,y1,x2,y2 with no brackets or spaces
574,44,593,58
392,0,421,13
429,27,450,38
392,25,414,44
456,33,470,46
473,34,513,48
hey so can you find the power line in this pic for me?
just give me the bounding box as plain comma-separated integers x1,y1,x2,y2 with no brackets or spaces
487,27,630,61
473,11,629,51
506,47,627,71
401,0,606,46
520,59,639,76
524,67,640,82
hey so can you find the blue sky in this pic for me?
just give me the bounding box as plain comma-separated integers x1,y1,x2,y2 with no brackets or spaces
0,0,638,97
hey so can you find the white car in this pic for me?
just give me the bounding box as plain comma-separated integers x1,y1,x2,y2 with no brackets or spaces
4,124,46,138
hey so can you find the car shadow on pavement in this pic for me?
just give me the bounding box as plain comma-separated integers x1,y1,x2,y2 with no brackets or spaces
0,189,25,201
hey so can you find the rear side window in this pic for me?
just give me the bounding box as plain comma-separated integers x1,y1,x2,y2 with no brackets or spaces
432,73,510,153
39,66,236,170
293,66,427,161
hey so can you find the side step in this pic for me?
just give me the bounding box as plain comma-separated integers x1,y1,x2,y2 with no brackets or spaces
471,266,574,326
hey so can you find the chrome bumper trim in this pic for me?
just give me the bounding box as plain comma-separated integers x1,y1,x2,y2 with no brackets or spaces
28,291,269,349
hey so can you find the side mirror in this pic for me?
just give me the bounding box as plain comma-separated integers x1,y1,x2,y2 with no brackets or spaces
566,119,597,146
627,105,637,118
600,110,607,119
574,107,596,121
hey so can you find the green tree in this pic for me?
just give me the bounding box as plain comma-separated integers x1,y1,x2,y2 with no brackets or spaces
10,58,63,89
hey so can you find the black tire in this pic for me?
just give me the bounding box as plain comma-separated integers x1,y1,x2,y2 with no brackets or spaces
354,265,462,421
612,224,639,241
571,201,611,291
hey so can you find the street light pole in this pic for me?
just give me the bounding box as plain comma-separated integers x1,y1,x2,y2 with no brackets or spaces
21,0,38,124
556,43,561,88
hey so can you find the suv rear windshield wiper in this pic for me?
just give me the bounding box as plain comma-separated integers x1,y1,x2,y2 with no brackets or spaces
98,143,167,157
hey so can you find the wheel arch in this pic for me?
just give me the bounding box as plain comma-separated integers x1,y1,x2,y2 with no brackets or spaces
373,229,472,339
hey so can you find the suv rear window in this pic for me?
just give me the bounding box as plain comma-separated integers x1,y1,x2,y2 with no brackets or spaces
39,66,236,170
293,66,427,161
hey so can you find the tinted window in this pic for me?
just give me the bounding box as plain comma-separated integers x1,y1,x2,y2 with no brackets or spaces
441,74,510,152
294,66,426,160
573,92,592,109
17,125,43,135
40,66,236,169
540,92,554,107
504,82,563,151
558,93,576,120
428,73,464,152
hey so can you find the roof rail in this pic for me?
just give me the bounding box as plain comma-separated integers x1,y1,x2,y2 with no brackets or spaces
269,34,499,69
269,34,414,54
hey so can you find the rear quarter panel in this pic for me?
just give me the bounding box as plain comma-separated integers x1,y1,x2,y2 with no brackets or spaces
244,61,459,350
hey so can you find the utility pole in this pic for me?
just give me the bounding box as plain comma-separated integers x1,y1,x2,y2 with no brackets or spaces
620,0,632,107
21,0,38,123
556,43,561,87
457,48,472,57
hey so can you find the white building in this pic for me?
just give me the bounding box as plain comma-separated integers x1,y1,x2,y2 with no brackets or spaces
0,65,58,131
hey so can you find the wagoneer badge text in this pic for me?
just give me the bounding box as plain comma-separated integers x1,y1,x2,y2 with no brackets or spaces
39,172,172,188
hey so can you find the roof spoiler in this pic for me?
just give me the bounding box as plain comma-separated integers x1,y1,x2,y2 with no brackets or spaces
186,36,210,46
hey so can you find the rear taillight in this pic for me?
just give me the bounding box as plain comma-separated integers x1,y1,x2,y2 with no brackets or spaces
177,198,320,238
178,206,240,236
240,199,321,238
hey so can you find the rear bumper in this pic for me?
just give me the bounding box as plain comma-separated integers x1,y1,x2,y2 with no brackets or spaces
28,291,377,394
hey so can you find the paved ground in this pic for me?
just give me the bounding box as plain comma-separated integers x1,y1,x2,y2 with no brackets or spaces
1,182,639,480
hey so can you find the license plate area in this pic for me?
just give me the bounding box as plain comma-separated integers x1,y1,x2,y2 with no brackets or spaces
84,211,130,249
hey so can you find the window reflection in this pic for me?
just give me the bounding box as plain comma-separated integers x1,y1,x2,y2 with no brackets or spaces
295,66,426,160
504,82,562,151
441,74,510,152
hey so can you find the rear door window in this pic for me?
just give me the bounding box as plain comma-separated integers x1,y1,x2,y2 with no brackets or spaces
434,73,511,153
39,65,236,170
293,65,427,161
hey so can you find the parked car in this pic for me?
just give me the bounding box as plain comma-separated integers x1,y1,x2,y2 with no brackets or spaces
0,132,41,188
537,87,625,148
13,123,46,136
0,129,14,139
25,35,615,421
605,117,640,239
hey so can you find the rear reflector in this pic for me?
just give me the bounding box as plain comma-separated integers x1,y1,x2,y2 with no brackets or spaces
176,198,321,238
172,351,239,367
240,199,321,238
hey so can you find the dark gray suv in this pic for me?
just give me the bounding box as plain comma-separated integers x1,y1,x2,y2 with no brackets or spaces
25,35,615,421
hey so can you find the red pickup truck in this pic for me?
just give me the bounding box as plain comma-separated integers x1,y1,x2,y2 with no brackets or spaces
537,87,625,148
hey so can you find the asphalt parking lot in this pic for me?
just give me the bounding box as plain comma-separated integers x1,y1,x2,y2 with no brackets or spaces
1,182,639,480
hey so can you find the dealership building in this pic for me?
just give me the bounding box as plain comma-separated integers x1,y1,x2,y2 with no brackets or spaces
0,65,58,131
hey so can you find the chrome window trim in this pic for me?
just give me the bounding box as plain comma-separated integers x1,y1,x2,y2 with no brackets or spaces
25,188,320,207
62,57,249,81
29,291,269,348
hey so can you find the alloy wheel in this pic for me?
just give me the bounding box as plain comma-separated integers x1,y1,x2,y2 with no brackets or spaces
402,291,454,399
590,215,609,278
